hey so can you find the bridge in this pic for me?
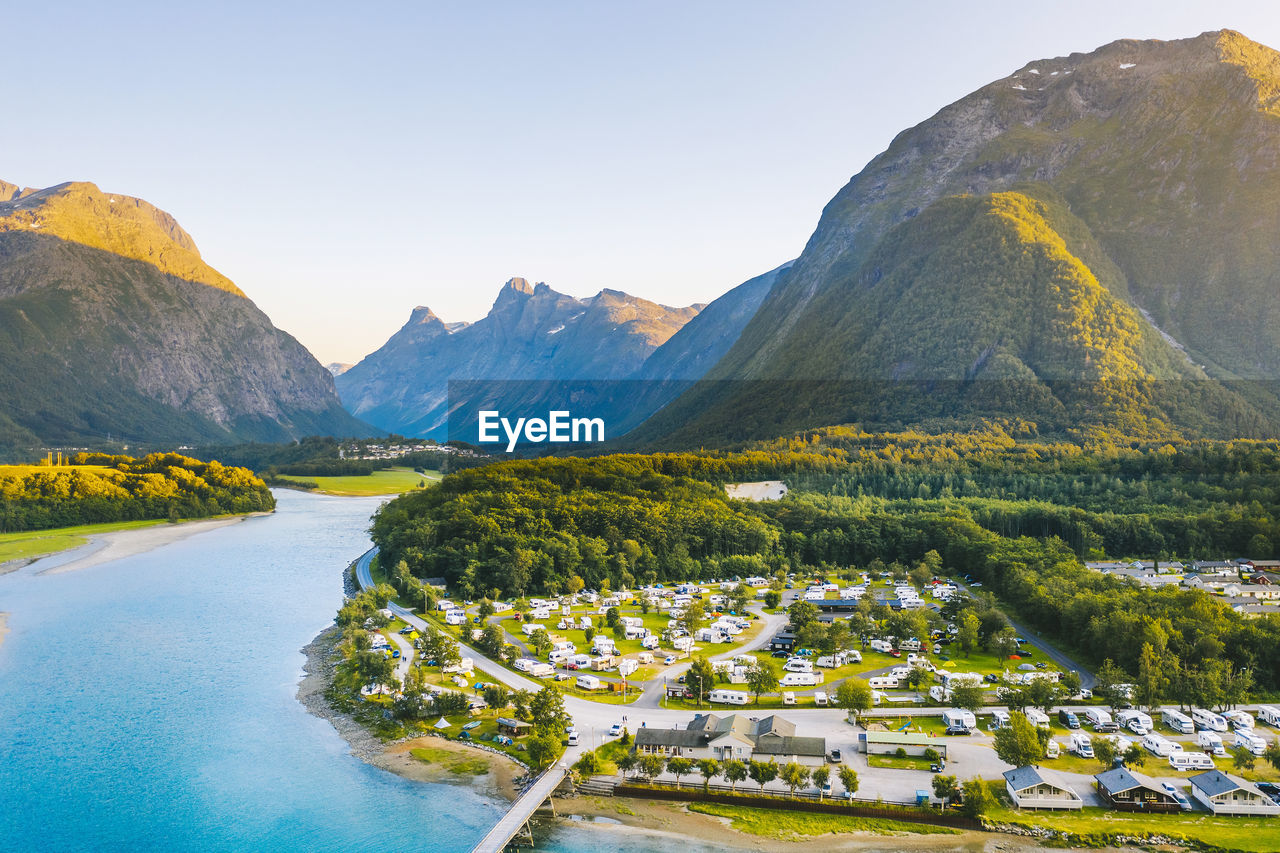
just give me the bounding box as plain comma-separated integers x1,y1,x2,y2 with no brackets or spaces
470,764,568,852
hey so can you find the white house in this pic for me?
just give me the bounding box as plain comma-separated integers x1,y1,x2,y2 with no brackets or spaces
1002,766,1084,810
1189,770,1280,815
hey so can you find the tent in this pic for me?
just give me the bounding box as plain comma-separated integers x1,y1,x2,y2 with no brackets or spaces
434,717,452,729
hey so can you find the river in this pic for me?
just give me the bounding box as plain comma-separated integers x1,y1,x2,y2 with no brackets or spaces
0,490,734,852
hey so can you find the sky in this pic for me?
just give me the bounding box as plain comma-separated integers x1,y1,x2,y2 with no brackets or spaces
5,1,1280,364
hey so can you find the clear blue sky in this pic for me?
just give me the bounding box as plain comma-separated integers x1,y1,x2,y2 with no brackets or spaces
6,1,1279,363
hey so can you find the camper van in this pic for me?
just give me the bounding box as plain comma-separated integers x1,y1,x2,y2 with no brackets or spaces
1044,740,1060,759
513,658,537,673
782,691,796,705
1162,708,1194,735
1142,733,1182,757
1258,705,1280,727
1169,751,1215,771
709,689,750,705
1192,708,1228,733
814,691,829,706
1084,708,1114,730
1234,730,1268,757
990,709,1011,730
817,652,847,669
1197,730,1227,756
1024,708,1050,728
869,639,893,653
1224,710,1255,730
1069,731,1094,758
781,672,820,687
637,651,654,664
576,674,602,690
942,708,976,731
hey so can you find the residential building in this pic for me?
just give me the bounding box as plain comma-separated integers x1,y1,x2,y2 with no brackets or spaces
1094,767,1181,813
633,713,826,765
1189,770,1280,815
1002,766,1084,810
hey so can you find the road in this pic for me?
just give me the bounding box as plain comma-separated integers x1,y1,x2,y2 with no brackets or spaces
350,548,1273,805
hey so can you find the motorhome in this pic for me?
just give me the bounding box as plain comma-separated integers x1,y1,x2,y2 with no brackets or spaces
1069,731,1094,758
898,638,922,652
1142,733,1182,757
1162,709,1194,735
782,691,796,705
817,652,848,668
1259,705,1280,727
781,672,820,687
814,691,829,706
624,625,648,640
1044,740,1060,759
1234,730,1267,756
1192,708,1228,733
1197,730,1227,757
637,651,654,664
1024,708,1050,728
1169,751,1215,771
513,658,537,673
783,658,814,673
618,659,639,678
869,639,893,653
1084,708,1113,730
548,649,570,664
576,674,602,690
942,708,976,731
709,689,750,705
1224,710,1255,730
990,709,1011,730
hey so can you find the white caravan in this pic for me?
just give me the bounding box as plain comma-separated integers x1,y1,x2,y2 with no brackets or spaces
1191,708,1228,733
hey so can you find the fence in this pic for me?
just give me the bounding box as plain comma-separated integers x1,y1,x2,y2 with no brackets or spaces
611,782,982,830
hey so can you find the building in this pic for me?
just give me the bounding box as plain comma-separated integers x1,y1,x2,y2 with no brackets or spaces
859,731,948,759
497,718,533,738
1002,766,1084,810
633,713,826,765
1094,767,1181,813
1189,770,1280,815
1223,583,1280,600
768,630,796,652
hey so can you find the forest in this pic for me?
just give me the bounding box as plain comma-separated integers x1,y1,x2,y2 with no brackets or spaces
371,425,1280,691
0,452,274,531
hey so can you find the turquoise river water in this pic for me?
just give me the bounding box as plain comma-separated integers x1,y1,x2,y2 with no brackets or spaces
0,490,736,852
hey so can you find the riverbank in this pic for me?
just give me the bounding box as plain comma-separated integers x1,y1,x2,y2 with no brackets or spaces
35,513,271,575
296,623,523,802
0,612,9,649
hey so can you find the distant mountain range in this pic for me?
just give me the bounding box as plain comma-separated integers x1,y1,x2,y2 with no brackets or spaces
0,180,373,449
336,270,786,440
633,30,1280,446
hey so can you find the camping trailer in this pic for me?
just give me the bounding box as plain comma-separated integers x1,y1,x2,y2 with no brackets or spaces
709,689,749,705
1084,708,1113,729
942,708,976,731
1162,709,1194,734
1197,731,1226,756
1192,708,1228,732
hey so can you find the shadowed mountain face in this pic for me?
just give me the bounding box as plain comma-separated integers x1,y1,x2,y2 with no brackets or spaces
336,265,789,441
0,181,375,448
634,30,1280,446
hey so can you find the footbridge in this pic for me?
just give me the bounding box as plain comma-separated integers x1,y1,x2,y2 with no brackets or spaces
469,764,568,852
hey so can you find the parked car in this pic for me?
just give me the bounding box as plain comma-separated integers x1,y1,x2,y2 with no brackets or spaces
664,656,677,665
1256,782,1280,806
567,730,579,746
608,724,622,736
827,748,842,763
1160,782,1193,812
930,760,946,773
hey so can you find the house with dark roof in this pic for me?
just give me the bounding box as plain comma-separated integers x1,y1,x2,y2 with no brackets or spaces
1003,766,1083,810
1189,770,1280,815
633,713,826,764
1094,767,1181,812
768,630,796,651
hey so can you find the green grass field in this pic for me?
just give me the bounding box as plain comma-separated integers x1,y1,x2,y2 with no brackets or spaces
276,466,440,496
0,519,165,564
685,802,958,840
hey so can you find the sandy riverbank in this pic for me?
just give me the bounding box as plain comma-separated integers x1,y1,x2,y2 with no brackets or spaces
37,513,269,576
0,612,9,649
296,623,524,801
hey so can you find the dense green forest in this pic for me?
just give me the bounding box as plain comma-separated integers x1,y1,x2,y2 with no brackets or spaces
372,426,1280,691
0,452,274,531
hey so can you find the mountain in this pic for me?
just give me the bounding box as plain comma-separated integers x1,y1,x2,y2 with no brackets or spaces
325,363,354,377
0,180,374,449
336,278,703,438
637,30,1280,446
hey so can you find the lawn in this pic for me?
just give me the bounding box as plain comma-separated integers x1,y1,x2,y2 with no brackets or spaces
408,744,489,775
867,753,938,771
275,466,440,496
987,790,1280,853
0,518,164,564
685,802,958,840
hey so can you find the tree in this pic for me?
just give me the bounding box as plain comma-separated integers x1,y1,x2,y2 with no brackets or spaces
951,683,985,712
729,583,753,613
529,685,570,736
615,751,638,779
932,774,960,810
745,662,779,704
677,600,707,637
779,761,811,796
1093,736,1116,770
1023,677,1063,713
574,751,602,777
1135,642,1168,711
909,563,933,590
723,758,748,792
529,628,553,660
838,766,859,798
763,589,782,609
697,758,721,791
566,574,585,595
477,599,495,620
482,683,510,711
526,734,559,770
478,624,505,659
787,599,819,631
834,678,873,721
992,712,1044,768
959,777,993,819
957,611,980,658
1060,669,1082,699
637,753,665,782
510,689,533,720
1095,659,1131,713
992,627,1020,660
1232,747,1257,772
903,667,931,690
748,759,778,793
686,656,717,706
812,765,830,798
666,756,694,789
1264,740,1280,772
1122,743,1145,768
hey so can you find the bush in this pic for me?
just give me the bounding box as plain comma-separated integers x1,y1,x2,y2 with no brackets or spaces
895,747,907,759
